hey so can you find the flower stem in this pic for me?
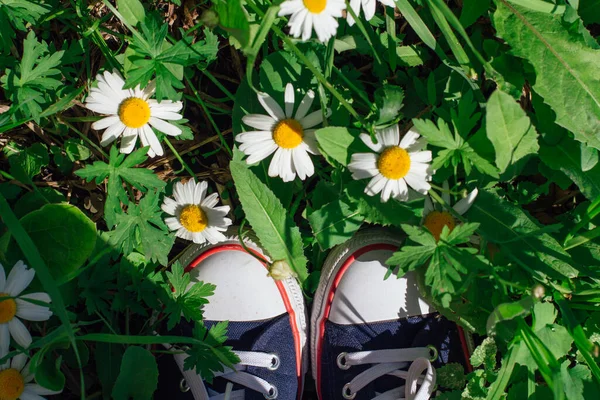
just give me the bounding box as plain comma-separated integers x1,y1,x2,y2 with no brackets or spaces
163,139,196,178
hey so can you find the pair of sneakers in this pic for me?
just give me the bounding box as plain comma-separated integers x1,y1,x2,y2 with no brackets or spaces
156,229,470,400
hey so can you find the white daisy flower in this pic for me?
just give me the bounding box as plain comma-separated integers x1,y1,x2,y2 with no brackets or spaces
279,0,346,42
85,70,184,158
348,125,434,203
422,181,479,241
0,261,52,355
0,352,61,400
161,180,232,244
347,0,395,26
236,83,324,182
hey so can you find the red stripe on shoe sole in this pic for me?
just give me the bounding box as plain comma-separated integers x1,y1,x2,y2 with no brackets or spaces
186,244,304,400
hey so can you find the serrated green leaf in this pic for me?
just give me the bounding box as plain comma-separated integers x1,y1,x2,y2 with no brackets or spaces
308,199,364,250
485,89,539,175
374,84,404,125
539,137,600,201
230,160,308,281
213,0,250,49
493,1,600,150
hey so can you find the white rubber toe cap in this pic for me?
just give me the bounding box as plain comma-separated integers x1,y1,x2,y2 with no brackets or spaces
183,242,287,322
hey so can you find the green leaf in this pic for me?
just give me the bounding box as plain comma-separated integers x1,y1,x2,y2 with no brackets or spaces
374,84,404,126
460,0,491,27
96,340,124,399
386,225,436,275
315,127,369,166
579,0,600,24
116,0,145,26
108,191,174,266
213,0,250,49
0,31,64,120
8,142,49,182
183,321,239,383
485,89,539,175
493,1,600,151
112,347,158,400
75,146,165,227
539,137,600,201
467,190,580,280
18,204,97,280
230,160,308,281
164,261,216,330
308,199,364,250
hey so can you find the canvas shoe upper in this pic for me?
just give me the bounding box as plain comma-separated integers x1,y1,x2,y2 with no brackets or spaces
155,233,308,400
310,229,470,400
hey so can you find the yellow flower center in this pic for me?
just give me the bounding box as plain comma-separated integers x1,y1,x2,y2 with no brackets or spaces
0,369,25,400
377,147,411,180
0,294,16,324
303,0,327,13
272,119,304,149
179,205,208,233
118,97,151,128
424,211,456,242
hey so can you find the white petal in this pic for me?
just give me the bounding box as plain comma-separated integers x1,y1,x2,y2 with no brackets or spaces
172,182,187,204
235,130,273,144
11,352,27,371
242,114,276,130
409,150,432,163
453,188,479,215
148,117,182,137
347,0,361,26
26,383,62,396
302,12,313,42
119,127,138,154
9,318,32,348
381,179,395,203
5,261,34,296
404,171,431,195
279,149,295,182
165,217,182,231
268,148,284,178
292,147,314,180
183,179,197,205
380,125,400,147
257,92,285,121
348,153,379,179
161,197,178,215
442,181,451,205
201,193,220,209
15,303,52,322
363,0,376,20
302,130,320,154
246,142,278,164
294,90,315,120
92,116,120,131
19,388,46,400
399,129,421,149
100,122,126,147
300,110,323,129
0,264,6,292
142,125,164,157
394,179,410,201
360,133,384,153
365,174,387,196
85,101,118,115
284,83,295,118
0,324,9,359
149,110,183,121
194,181,208,204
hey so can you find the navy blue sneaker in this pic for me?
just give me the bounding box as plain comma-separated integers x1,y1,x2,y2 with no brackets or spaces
310,229,470,400
156,234,308,399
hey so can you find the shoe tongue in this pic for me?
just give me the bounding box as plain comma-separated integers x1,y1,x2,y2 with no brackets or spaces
204,313,296,400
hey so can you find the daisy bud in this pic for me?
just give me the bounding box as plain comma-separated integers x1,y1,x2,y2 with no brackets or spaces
532,284,545,300
267,260,297,281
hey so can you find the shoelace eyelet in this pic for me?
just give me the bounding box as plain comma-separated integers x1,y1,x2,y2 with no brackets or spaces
179,378,190,393
264,385,278,399
427,345,439,362
268,354,280,371
337,352,350,370
342,383,356,399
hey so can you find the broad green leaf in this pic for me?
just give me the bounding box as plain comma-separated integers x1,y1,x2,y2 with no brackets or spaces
96,340,124,399
230,160,308,281
539,137,600,201
213,0,250,49
467,190,580,280
112,347,158,400
116,0,145,26
460,0,491,27
8,142,49,182
485,89,539,175
18,203,97,280
315,127,369,166
308,199,364,250
579,0,600,24
493,1,600,150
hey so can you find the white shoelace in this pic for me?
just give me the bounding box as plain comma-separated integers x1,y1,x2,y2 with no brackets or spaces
338,347,437,400
172,349,280,400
